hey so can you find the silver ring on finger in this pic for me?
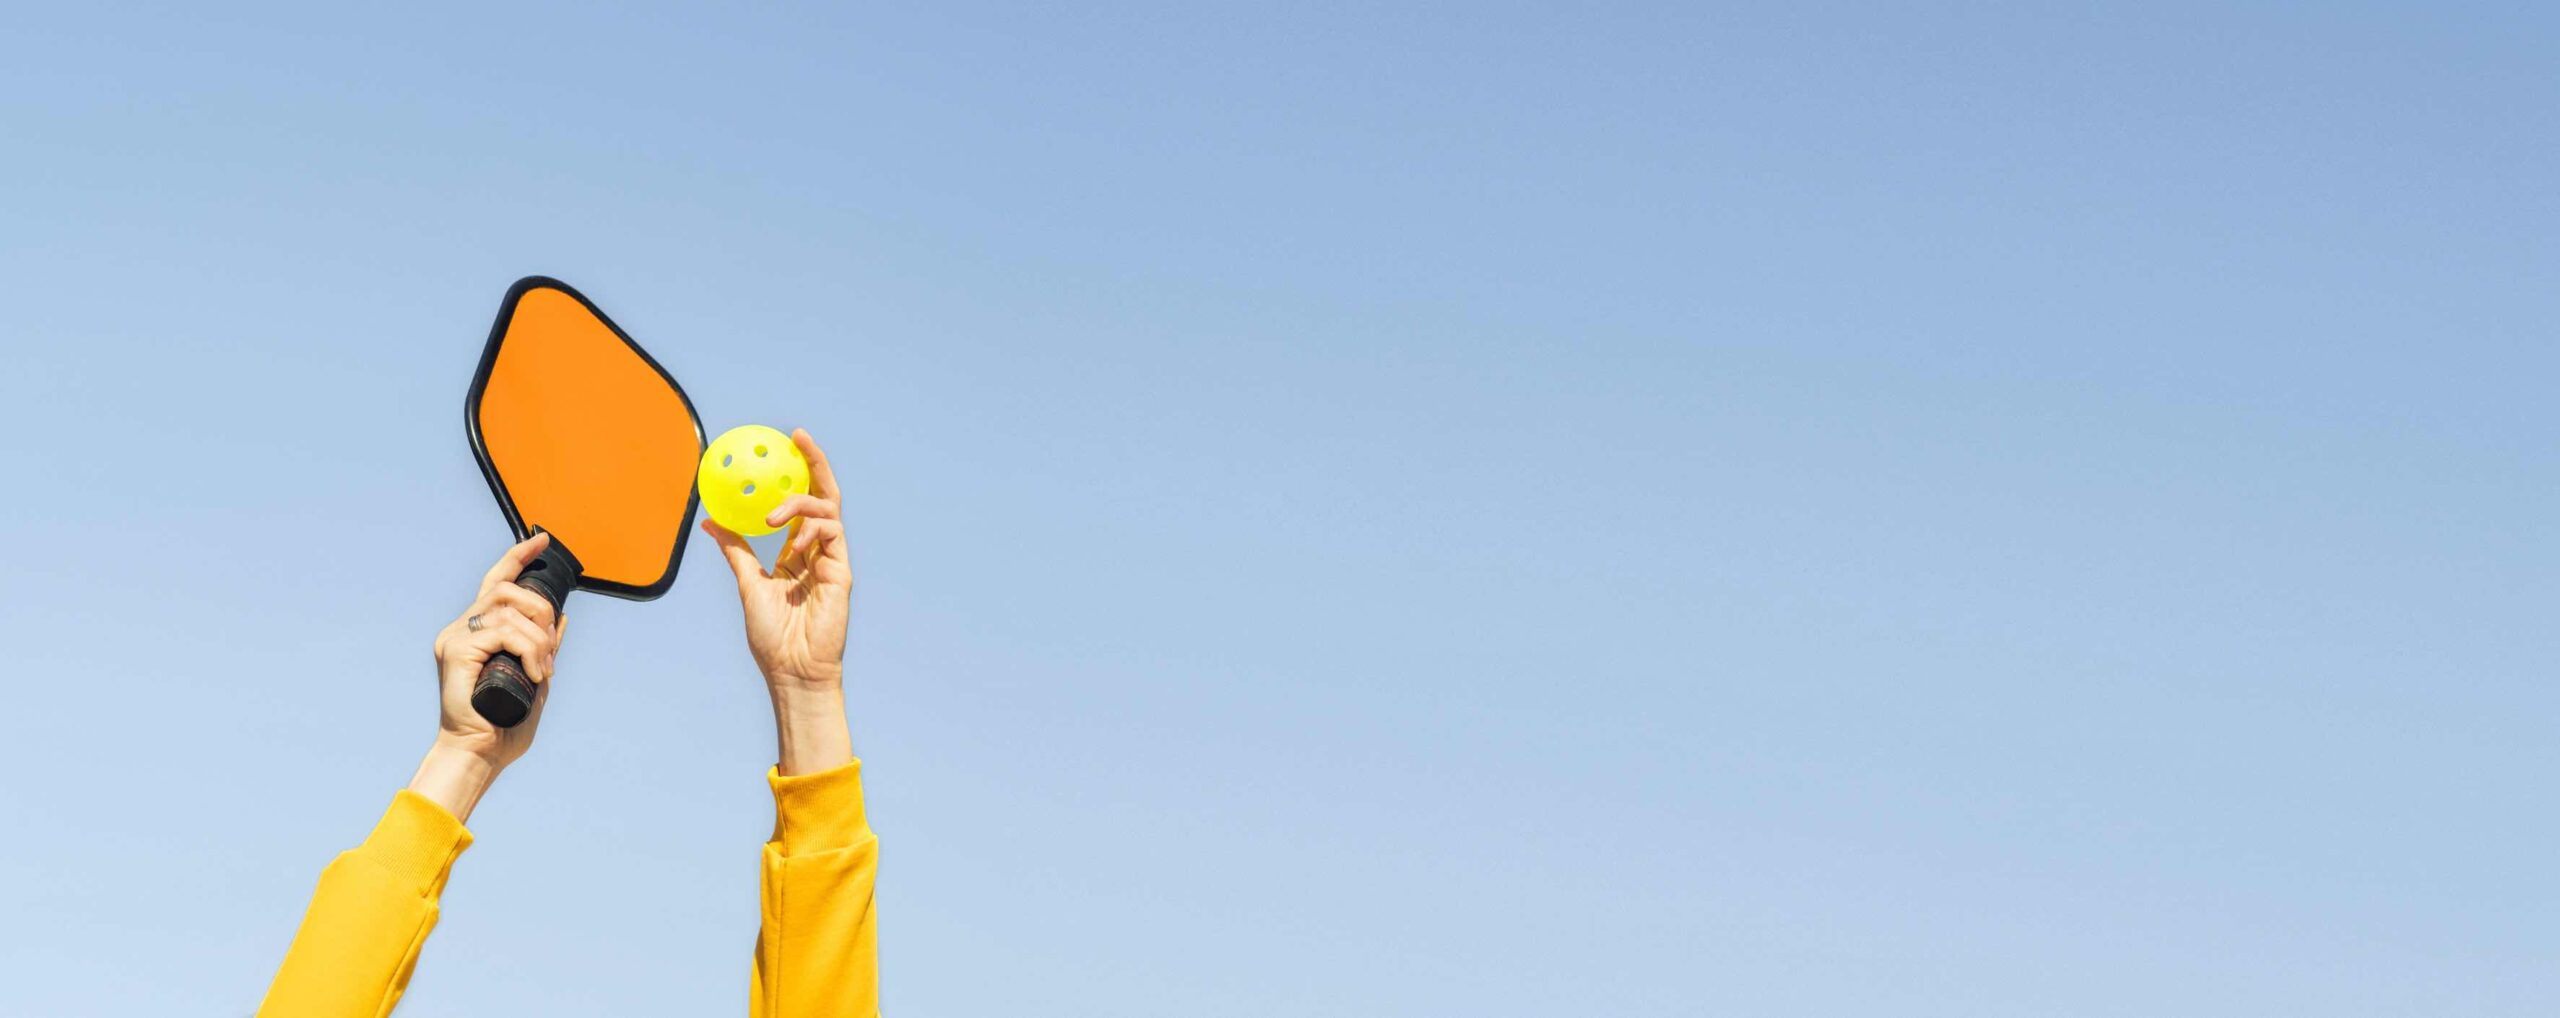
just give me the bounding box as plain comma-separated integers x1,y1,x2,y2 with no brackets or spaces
467,613,484,633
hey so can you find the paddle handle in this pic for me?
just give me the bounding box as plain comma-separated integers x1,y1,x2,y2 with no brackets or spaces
470,533,581,728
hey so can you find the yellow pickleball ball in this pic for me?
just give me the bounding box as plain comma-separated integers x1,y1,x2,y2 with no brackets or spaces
698,425,809,537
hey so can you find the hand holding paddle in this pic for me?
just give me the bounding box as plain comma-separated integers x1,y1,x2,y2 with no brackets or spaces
413,533,570,820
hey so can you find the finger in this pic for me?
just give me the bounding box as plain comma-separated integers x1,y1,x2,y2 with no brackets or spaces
454,614,546,679
465,605,546,653
793,428,841,502
479,581,558,630
774,517,806,580
763,493,838,529
479,531,553,596
701,518,766,586
783,516,844,568
476,609,552,682
470,605,534,641
499,611,557,683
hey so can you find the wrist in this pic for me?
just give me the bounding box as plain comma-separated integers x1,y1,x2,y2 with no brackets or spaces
767,680,852,776
409,740,502,823
764,663,844,694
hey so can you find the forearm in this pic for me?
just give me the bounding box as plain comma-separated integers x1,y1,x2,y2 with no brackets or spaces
406,740,502,824
769,681,852,777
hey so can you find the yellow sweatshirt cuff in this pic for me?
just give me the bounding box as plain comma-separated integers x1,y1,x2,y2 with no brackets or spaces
768,759,871,857
358,790,474,898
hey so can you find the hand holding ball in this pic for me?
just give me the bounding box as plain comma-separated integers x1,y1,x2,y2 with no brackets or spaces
698,425,810,536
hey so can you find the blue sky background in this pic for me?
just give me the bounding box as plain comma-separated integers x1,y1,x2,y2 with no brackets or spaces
1,3,2553,1015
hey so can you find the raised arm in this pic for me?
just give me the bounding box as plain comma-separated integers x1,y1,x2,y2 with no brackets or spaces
701,428,878,1018
258,534,566,1017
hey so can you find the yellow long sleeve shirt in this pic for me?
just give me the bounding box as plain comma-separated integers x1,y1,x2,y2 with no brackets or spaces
257,761,878,1017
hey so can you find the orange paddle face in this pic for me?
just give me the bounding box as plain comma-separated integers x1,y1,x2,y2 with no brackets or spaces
467,278,704,599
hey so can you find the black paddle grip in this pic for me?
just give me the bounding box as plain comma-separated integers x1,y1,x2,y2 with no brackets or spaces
470,534,582,728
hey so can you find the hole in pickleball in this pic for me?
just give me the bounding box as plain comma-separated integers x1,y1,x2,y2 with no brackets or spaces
754,444,769,458
742,481,757,495
781,475,794,490
721,453,733,467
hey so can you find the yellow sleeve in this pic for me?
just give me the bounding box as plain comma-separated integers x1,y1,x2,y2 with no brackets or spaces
752,759,880,1018
258,790,472,1018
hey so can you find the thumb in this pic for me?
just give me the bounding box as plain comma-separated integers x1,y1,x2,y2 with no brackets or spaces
702,518,764,587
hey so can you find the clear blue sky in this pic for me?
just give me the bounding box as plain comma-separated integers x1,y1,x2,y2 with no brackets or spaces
1,3,2553,1015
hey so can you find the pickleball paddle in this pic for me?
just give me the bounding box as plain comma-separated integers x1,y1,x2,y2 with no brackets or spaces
463,276,705,726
